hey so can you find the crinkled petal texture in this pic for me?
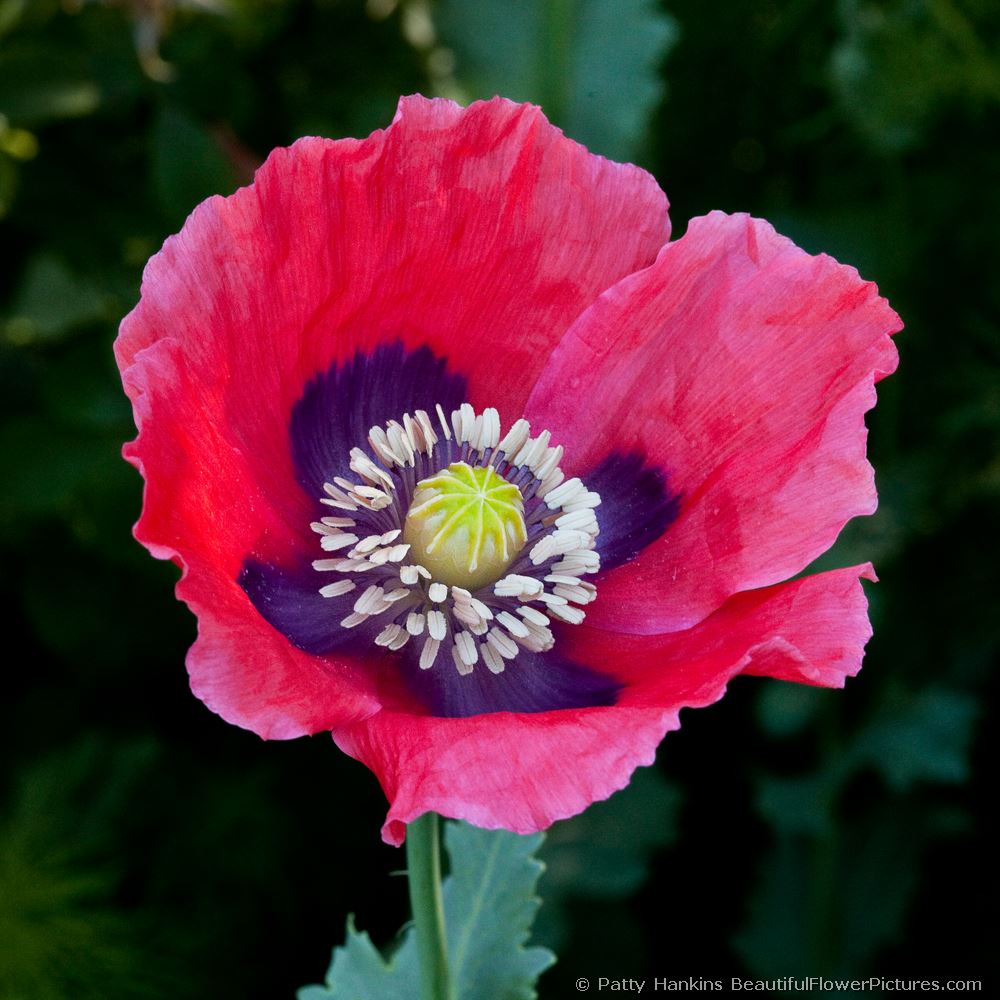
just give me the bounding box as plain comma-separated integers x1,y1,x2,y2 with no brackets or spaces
117,94,899,844
116,96,669,739
336,565,876,845
527,212,901,633
331,212,898,843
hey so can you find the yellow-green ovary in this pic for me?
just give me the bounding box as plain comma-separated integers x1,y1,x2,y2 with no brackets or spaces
403,462,527,590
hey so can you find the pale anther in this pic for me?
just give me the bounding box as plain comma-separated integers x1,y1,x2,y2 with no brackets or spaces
312,400,603,677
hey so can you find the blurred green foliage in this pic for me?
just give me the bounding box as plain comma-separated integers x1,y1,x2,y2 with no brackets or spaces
1,0,996,996
434,0,677,160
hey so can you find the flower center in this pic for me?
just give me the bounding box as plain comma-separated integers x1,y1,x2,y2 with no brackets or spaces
403,462,527,590
310,402,601,677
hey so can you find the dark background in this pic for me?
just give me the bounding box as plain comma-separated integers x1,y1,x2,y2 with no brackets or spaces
1,1,997,996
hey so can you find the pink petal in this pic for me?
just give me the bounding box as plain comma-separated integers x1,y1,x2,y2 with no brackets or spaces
119,342,379,736
334,706,682,848
334,564,876,844
116,96,670,736
527,212,901,633
182,557,382,739
570,563,879,700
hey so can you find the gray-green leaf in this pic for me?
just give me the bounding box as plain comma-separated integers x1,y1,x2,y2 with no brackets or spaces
299,823,554,1000
297,916,416,1000
435,0,678,162
853,686,979,792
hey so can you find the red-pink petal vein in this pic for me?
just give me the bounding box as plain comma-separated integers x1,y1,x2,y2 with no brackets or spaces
528,212,901,634
115,96,671,737
335,564,876,843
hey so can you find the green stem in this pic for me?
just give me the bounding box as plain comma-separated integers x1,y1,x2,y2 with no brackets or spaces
407,813,453,1000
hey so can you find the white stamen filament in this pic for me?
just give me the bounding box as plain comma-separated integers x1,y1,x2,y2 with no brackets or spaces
486,627,519,659
451,643,474,676
517,605,550,627
480,641,505,674
427,610,448,641
420,637,441,670
311,400,603,678
454,631,478,667
320,532,359,552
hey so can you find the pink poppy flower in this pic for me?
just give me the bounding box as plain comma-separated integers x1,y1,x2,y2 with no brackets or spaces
116,95,900,846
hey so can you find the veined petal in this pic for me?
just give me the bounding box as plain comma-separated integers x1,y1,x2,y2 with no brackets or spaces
334,704,680,847
528,212,901,633
118,95,670,504
334,565,875,844
117,96,898,840
116,96,670,738
566,563,879,700
180,553,381,739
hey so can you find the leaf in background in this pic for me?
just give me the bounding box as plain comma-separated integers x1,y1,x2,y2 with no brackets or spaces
0,738,168,1000
38,339,131,431
0,0,30,41
4,254,107,344
300,823,554,1000
541,765,679,899
0,42,101,127
852,686,979,792
837,803,955,970
0,415,111,527
435,1,538,102
738,778,973,977
756,771,838,838
535,766,680,951
151,104,238,226
733,837,812,979
565,0,678,162
435,0,678,162
830,0,1000,153
734,819,922,979
0,150,17,217
0,119,38,161
755,681,829,740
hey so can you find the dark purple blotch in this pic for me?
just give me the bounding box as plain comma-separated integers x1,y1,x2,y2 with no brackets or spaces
239,559,360,655
586,451,680,572
401,645,621,718
241,344,680,718
289,340,467,498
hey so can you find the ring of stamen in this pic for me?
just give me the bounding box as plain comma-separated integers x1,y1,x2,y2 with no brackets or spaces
310,402,601,676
